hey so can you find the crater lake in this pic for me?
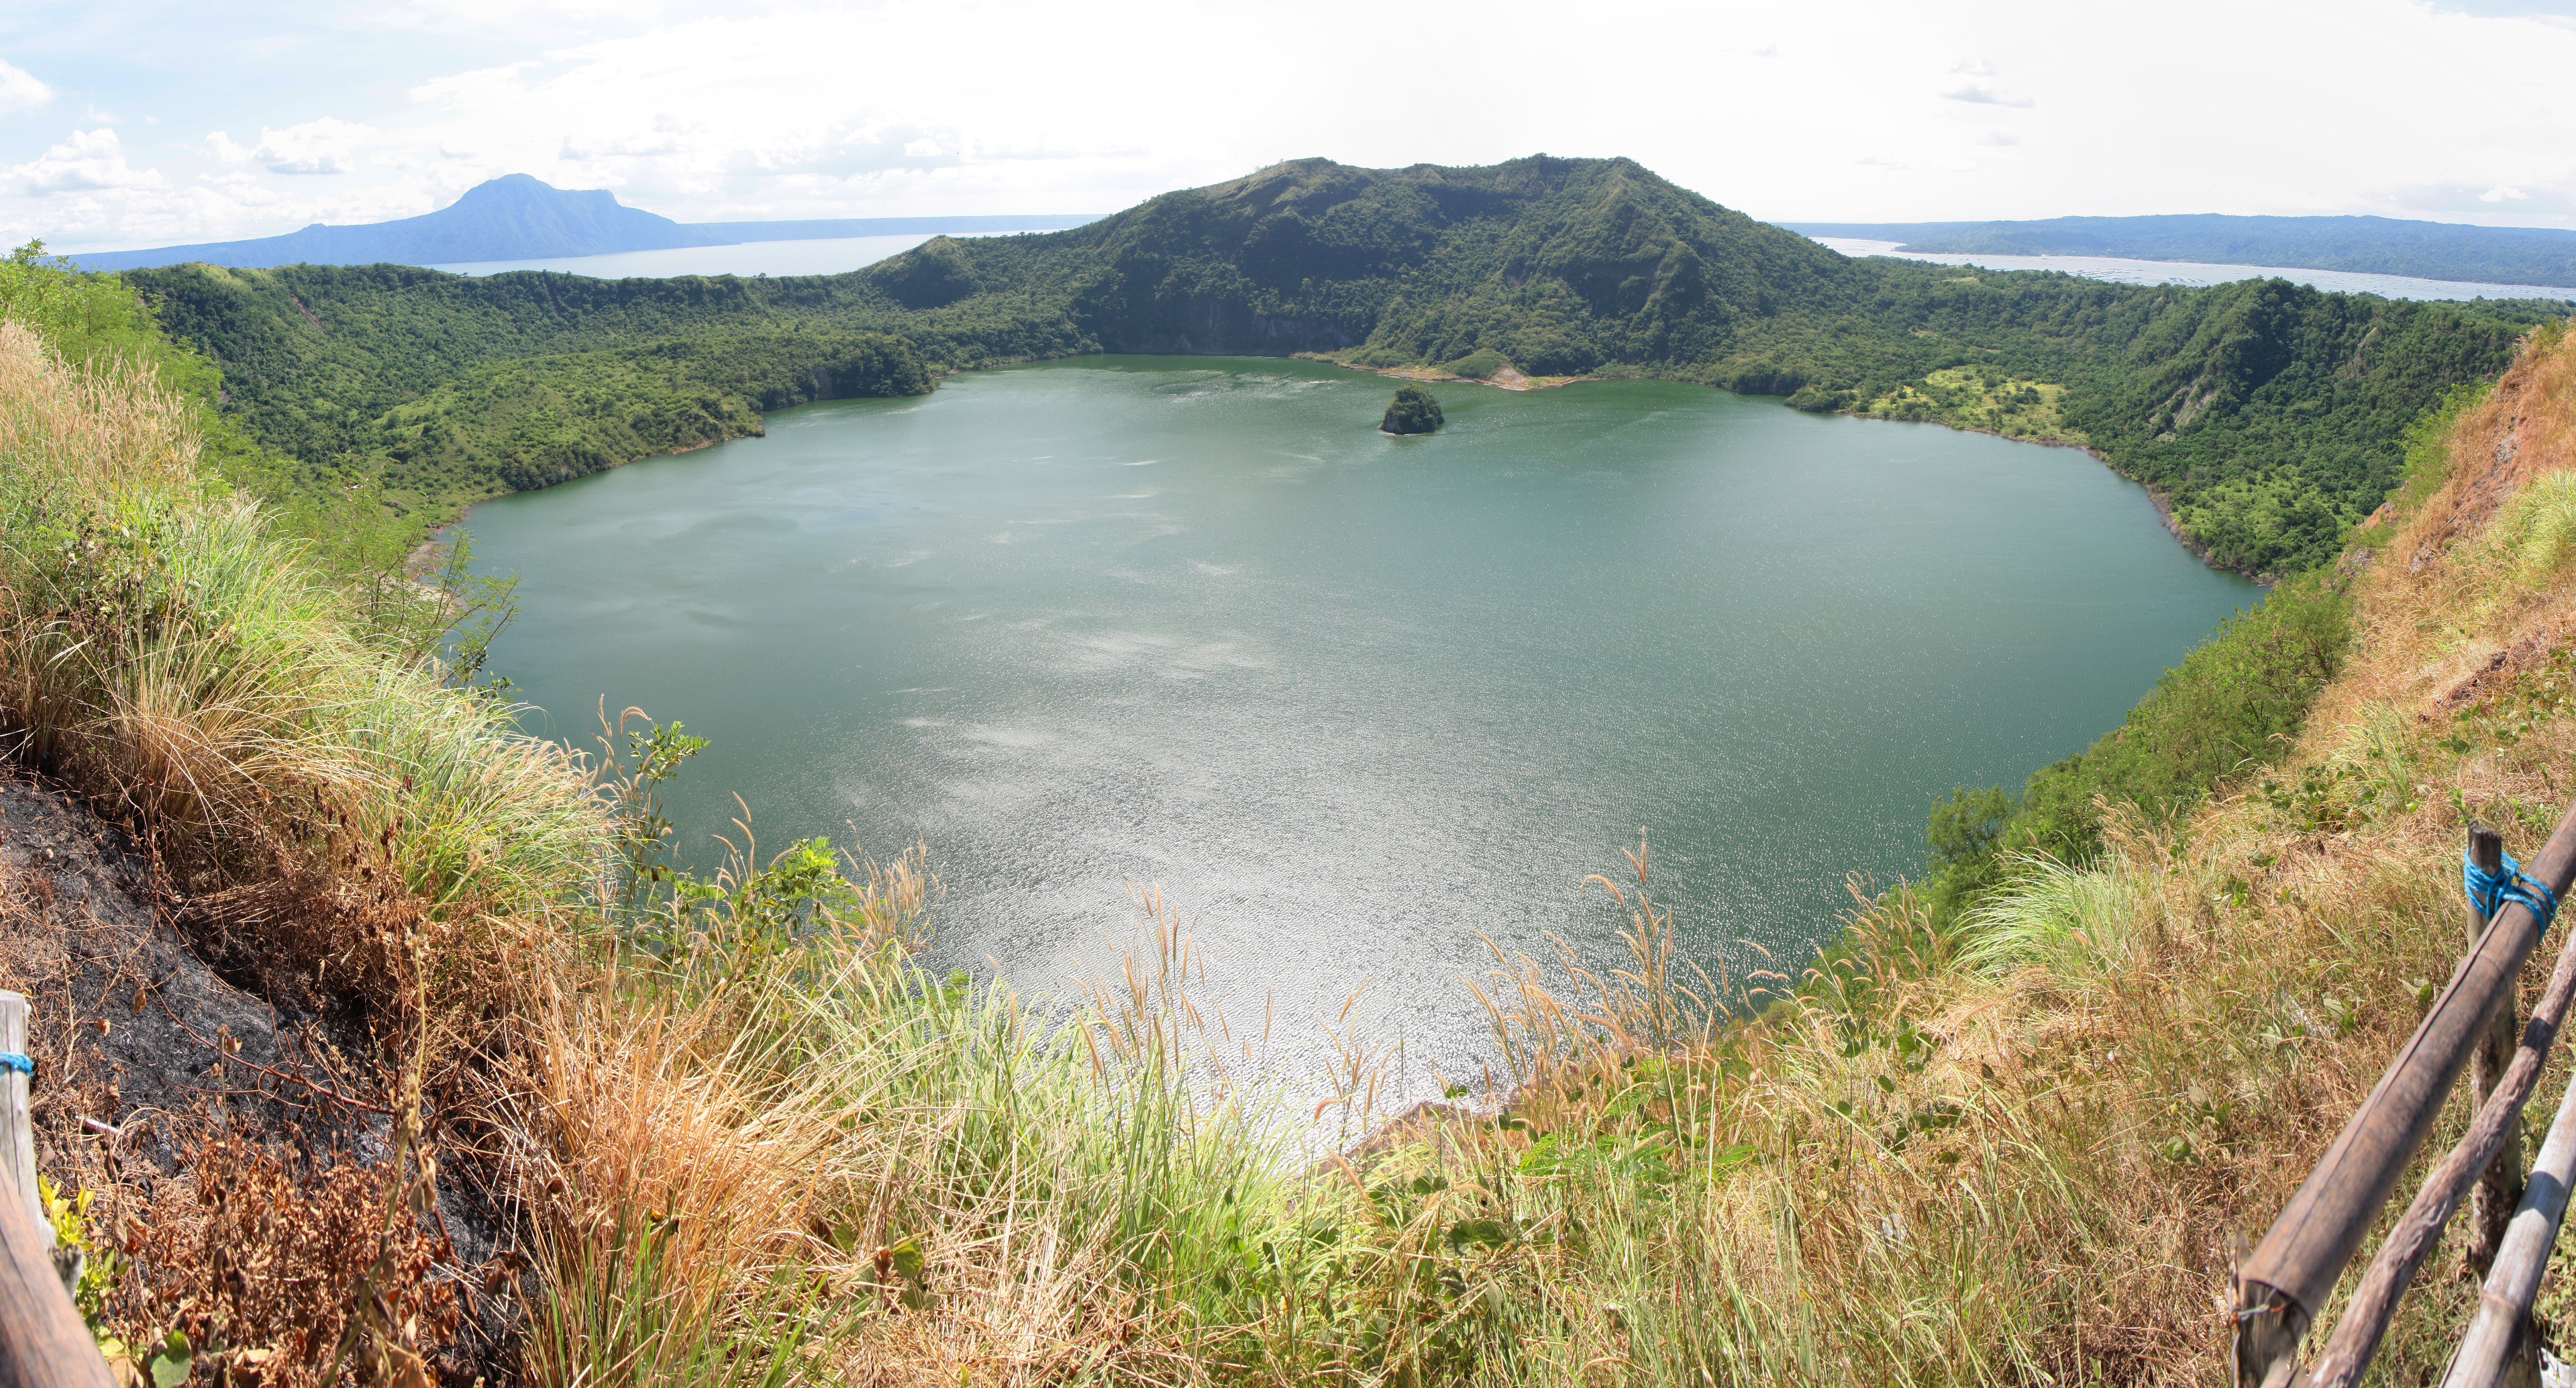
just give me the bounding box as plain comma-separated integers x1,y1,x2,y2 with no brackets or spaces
461,356,2257,1102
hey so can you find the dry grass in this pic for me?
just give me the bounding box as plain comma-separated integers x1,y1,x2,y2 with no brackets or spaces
506,852,1317,1386
1302,321,2576,1385
0,320,199,496
127,1130,460,1388
0,320,604,1379
12,296,2576,1385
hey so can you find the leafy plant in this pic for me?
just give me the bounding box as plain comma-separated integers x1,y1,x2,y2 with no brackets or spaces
40,1175,123,1331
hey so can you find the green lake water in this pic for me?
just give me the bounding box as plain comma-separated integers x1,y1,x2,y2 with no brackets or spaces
461,356,2256,1093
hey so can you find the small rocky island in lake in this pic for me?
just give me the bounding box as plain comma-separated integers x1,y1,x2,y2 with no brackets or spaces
1381,384,1443,435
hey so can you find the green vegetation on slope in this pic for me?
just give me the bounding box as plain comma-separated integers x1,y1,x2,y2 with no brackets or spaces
2,240,430,579
130,156,2562,576
366,330,925,511
1921,574,2355,920
125,261,937,530
2058,279,2530,572
1860,364,2073,441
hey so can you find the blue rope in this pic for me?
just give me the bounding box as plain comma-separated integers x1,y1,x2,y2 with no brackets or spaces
0,1052,28,1077
2466,845,2561,935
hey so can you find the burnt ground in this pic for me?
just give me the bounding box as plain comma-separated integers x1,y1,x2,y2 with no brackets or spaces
0,764,522,1379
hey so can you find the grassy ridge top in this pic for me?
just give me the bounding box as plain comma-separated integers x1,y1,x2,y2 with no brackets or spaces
125,154,2561,574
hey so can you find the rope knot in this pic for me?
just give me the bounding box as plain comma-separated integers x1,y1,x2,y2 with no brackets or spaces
2465,844,2559,935
0,1052,29,1077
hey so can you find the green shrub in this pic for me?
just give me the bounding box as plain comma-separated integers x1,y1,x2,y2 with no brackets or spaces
1382,383,1444,434
1922,573,2351,913
1925,785,2016,919
1956,852,2152,979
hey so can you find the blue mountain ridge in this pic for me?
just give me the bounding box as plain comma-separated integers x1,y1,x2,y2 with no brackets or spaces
70,174,1097,272
1780,213,2576,290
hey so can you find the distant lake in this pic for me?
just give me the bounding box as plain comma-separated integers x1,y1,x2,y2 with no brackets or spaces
461,358,2255,1101
428,227,2576,303
1812,236,2576,303
432,232,968,279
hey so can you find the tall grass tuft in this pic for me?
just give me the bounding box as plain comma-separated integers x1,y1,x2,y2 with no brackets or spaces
0,321,608,1014
2500,470,2576,583
507,838,1319,1383
1955,851,2153,979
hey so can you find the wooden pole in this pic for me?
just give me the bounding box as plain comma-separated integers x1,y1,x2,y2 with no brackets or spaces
0,992,46,1242
2440,1050,2576,1388
2305,887,2576,1387
0,993,109,1388
2234,797,2576,1385
0,1173,110,1388
2466,826,2524,1277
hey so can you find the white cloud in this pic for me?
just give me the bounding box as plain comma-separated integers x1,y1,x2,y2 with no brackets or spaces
2481,183,2530,201
10,0,2576,246
252,117,374,175
7,128,160,194
0,60,50,117
1941,83,2034,107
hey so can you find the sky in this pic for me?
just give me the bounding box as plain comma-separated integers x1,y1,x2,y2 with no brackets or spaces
3,0,2575,253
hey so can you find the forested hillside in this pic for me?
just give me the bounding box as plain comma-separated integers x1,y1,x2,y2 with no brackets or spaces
129,261,934,534
125,155,2564,574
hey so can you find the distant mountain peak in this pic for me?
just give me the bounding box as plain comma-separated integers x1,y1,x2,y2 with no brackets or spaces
73,176,716,272
70,177,1101,275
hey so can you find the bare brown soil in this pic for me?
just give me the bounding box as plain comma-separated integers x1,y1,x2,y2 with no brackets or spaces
0,765,516,1379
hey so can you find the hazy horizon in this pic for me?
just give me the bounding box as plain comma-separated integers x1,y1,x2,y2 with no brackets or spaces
6,0,2576,254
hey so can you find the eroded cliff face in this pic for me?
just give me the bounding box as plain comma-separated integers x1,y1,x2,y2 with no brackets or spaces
2333,328,2576,728
0,769,301,1171
2402,332,2576,565
0,766,514,1375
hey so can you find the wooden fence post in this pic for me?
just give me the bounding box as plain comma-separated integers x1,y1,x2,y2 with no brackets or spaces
2467,826,2525,1277
0,990,111,1388
0,991,47,1244
2306,884,2576,1387
2440,1042,2576,1388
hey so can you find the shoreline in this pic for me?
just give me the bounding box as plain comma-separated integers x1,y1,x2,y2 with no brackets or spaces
1292,352,1588,393
403,352,2263,590
400,432,745,577
1291,351,2261,580
1837,413,2271,584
